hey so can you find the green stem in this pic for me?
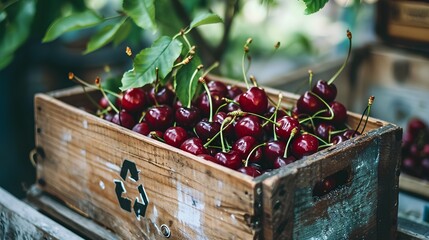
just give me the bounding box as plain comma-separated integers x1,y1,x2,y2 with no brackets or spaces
244,143,266,167
283,128,298,158
327,30,352,85
187,67,201,108
241,52,250,89
182,34,192,50
71,74,121,98
203,117,235,148
201,81,213,122
99,85,119,113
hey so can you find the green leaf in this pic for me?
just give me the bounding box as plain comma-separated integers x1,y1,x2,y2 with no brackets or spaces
0,0,35,69
123,0,156,32
112,18,132,46
302,0,329,14
42,10,102,42
175,57,202,108
84,18,126,54
120,36,183,91
189,12,223,31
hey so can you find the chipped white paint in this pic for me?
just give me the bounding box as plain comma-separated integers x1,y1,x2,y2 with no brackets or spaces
99,180,105,190
80,149,86,156
61,130,72,142
82,120,88,129
151,206,160,233
176,180,207,239
231,214,237,225
106,162,121,172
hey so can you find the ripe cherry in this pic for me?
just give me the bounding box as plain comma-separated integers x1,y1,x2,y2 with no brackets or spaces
312,80,337,103
407,118,427,136
180,137,207,155
234,115,264,140
322,101,347,125
227,85,243,99
315,123,336,142
132,122,151,135
198,154,217,162
238,87,268,115
208,80,228,97
148,86,175,106
273,155,296,169
343,129,361,139
163,126,188,148
213,112,234,138
232,136,262,163
144,105,174,131
195,119,221,143
175,106,201,130
112,110,136,129
291,134,319,159
121,88,146,113
275,116,301,141
237,166,262,177
296,91,324,116
195,93,224,118
331,135,348,145
263,140,286,163
214,150,242,170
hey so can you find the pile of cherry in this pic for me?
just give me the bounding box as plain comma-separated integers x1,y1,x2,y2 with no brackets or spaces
402,118,429,180
94,76,361,181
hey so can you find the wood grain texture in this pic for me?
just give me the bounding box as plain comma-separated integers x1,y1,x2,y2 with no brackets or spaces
35,92,260,239
0,187,82,240
399,174,429,199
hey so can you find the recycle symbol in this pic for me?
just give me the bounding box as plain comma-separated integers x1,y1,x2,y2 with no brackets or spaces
114,159,149,220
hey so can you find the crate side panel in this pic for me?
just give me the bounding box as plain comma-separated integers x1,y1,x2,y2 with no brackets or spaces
262,126,396,239
34,94,259,240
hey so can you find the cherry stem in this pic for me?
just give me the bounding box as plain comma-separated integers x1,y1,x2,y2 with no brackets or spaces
361,96,374,134
199,77,213,122
125,46,133,59
327,30,352,85
245,111,279,125
201,61,219,79
68,72,121,98
250,75,258,87
138,112,146,123
81,85,102,111
353,96,374,136
241,38,252,89
329,128,348,142
318,143,334,149
309,91,334,121
272,93,283,141
244,143,266,167
153,67,160,106
187,64,203,108
182,34,192,50
96,78,119,114
283,128,298,158
150,131,165,142
219,117,230,152
203,116,236,148
306,132,330,146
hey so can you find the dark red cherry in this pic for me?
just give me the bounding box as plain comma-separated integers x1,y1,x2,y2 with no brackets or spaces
213,112,234,138
112,110,136,129
237,166,262,177
195,93,225,118
238,87,268,115
208,80,228,97
163,126,188,148
175,106,201,130
195,119,222,143
291,134,319,159
316,123,336,142
99,96,110,109
103,112,115,122
331,135,348,145
275,116,301,141
312,80,337,103
227,85,244,99
144,105,174,131
402,156,419,176
149,86,175,106
214,150,242,170
232,136,262,163
322,101,347,125
421,158,429,179
343,129,360,139
273,156,296,169
296,91,324,115
422,144,429,158
263,140,286,164
234,115,264,140
407,118,427,136
132,122,150,135
121,88,146,113
180,137,207,155
313,175,337,197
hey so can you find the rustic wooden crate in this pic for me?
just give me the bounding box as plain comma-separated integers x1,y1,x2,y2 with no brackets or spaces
33,77,402,239
399,174,429,199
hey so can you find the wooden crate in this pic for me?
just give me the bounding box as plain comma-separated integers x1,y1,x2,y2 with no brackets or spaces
33,77,402,239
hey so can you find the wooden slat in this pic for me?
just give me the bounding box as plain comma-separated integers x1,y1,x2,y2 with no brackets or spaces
0,187,82,240
34,93,260,239
26,185,120,240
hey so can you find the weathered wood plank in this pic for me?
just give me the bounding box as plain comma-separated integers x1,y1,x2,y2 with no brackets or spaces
35,92,260,239
0,187,82,240
399,174,429,199
397,217,429,240
26,185,120,240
